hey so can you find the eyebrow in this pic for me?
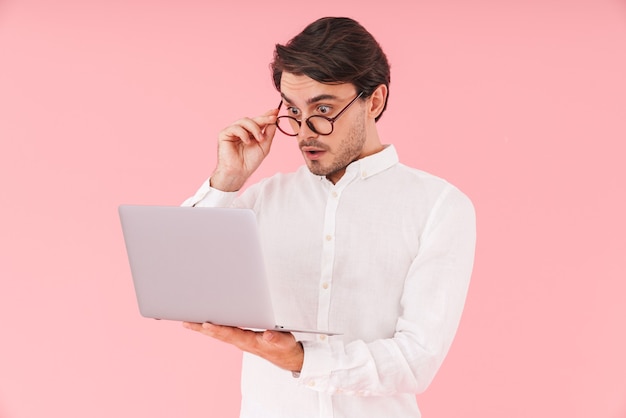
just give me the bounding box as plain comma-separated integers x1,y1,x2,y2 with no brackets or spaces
280,93,340,106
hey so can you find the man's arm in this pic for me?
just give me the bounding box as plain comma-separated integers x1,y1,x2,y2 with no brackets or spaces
181,108,303,371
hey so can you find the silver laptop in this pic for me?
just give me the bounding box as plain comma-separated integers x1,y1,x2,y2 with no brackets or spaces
118,205,337,335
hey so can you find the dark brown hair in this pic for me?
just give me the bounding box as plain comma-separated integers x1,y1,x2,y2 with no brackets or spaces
271,17,391,121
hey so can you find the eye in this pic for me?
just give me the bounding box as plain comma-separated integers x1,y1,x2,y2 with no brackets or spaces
317,105,331,114
287,107,301,117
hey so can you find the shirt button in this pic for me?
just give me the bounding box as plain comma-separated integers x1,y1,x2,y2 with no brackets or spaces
331,191,338,198
307,380,316,387
319,334,327,341
361,171,367,178
321,282,329,290
325,234,332,241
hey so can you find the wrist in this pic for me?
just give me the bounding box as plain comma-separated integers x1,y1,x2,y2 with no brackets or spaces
209,170,247,192
291,341,304,372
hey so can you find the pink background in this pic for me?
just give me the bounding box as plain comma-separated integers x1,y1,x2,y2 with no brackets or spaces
1,0,625,417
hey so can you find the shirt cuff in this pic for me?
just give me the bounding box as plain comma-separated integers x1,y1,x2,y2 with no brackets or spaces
180,177,238,207
297,340,333,391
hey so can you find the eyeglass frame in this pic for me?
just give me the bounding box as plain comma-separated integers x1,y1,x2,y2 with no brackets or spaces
275,91,365,136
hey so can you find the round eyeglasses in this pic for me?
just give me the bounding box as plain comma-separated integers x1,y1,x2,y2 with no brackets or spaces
275,92,364,136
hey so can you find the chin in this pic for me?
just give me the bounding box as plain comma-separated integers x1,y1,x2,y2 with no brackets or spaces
305,161,325,176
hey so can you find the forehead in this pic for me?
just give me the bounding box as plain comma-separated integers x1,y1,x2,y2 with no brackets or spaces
279,72,356,105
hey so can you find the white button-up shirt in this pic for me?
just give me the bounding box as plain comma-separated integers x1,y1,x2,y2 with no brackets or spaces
182,145,476,418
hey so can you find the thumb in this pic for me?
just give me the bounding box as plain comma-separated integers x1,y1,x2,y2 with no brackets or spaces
262,330,294,347
263,118,277,141
262,330,278,344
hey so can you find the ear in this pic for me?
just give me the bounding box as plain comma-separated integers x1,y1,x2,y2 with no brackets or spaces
367,84,388,120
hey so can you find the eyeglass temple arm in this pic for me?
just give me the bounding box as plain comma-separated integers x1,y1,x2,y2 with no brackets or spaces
329,91,364,122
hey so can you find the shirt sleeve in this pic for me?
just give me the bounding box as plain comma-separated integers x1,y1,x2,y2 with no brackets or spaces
297,186,476,396
180,177,238,208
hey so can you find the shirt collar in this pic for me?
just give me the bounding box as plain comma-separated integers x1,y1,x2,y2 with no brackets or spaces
310,144,399,185
343,144,399,181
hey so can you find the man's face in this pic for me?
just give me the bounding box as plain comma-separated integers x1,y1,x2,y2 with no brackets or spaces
279,72,369,184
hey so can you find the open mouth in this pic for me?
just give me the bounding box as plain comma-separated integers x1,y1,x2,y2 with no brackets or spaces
302,148,326,159
300,144,328,160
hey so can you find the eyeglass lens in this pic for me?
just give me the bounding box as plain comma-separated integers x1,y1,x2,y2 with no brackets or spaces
277,116,333,136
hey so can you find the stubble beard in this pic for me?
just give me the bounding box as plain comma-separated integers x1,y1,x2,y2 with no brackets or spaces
305,114,367,180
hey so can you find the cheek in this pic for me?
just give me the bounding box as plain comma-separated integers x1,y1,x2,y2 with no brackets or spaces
337,114,364,140
346,114,367,143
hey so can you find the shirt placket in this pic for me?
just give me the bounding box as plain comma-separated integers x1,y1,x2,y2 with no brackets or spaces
316,172,355,336
317,185,339,336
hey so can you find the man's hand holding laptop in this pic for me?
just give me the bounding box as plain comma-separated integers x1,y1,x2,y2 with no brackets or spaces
182,322,304,373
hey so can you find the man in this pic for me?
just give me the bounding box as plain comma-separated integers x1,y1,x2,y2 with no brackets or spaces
182,16,475,418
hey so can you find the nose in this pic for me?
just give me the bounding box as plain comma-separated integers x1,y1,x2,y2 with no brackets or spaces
297,118,318,140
